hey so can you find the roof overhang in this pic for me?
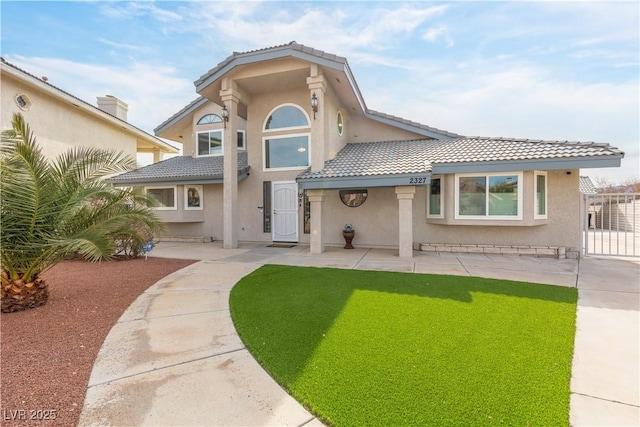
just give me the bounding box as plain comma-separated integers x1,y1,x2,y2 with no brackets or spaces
154,97,208,139
194,46,366,110
297,172,431,190
112,171,250,187
431,155,624,174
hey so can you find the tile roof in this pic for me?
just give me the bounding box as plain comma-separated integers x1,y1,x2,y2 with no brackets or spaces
297,138,624,180
579,176,598,194
109,152,249,184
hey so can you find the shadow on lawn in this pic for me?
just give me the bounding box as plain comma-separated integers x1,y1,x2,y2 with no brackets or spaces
230,264,576,388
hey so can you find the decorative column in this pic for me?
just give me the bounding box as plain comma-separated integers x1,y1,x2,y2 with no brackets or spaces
221,82,239,249
396,186,416,258
307,189,326,254
306,70,326,172
152,148,162,164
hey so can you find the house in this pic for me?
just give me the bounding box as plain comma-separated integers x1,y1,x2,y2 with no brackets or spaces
1,57,178,163
109,42,624,258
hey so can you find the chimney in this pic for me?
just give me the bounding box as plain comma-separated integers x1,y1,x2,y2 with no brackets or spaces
97,95,128,121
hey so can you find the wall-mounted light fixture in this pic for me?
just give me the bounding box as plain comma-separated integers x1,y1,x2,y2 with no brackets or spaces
311,92,318,120
221,104,229,128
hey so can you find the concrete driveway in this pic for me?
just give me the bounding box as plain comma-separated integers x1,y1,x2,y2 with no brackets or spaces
78,243,639,426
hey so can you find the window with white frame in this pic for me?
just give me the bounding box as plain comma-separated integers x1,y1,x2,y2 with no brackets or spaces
197,130,246,156
263,104,310,171
197,130,223,156
455,172,522,219
146,186,177,210
184,185,203,210
534,171,547,219
427,176,443,218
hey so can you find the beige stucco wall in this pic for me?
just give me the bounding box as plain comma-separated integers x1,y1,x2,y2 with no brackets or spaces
413,169,580,249
156,185,223,240
1,74,137,162
297,170,580,250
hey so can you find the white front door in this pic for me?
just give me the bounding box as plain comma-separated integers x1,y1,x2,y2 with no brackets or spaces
272,181,299,242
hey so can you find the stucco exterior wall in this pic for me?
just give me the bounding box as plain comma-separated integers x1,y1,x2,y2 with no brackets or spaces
347,114,429,142
316,187,400,248
413,169,580,250
156,185,223,240
1,75,137,161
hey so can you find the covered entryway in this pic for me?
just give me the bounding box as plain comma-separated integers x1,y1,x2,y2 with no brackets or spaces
272,181,299,242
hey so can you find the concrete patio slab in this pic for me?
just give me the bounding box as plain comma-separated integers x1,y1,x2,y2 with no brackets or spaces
569,256,640,426
413,262,470,276
577,257,640,293
267,254,360,269
463,265,577,287
118,289,230,322
354,259,415,272
79,350,315,427
570,394,639,427
87,310,244,386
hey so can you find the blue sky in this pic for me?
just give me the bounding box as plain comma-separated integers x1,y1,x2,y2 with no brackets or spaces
2,1,638,182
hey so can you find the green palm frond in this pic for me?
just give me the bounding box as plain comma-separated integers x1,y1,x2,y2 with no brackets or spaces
1,113,165,282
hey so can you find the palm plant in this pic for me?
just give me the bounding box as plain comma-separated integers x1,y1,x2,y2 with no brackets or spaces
1,113,164,313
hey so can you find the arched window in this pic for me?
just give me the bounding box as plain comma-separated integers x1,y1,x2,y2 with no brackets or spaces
262,104,310,170
264,105,309,130
197,114,222,125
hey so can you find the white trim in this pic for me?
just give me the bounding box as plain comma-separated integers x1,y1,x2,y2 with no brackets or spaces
146,185,177,210
195,129,224,157
262,103,311,133
426,175,444,218
184,185,204,211
454,172,523,220
534,171,548,219
262,132,311,172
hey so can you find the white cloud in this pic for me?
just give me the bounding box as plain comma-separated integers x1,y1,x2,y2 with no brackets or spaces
97,37,154,54
421,25,454,47
100,2,183,23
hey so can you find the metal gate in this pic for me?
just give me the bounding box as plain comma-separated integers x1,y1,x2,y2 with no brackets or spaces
582,193,640,257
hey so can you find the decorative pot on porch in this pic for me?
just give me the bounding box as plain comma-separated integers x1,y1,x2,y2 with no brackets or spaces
343,224,355,249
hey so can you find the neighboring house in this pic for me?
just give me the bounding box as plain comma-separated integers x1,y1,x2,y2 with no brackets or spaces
110,42,624,258
1,57,178,163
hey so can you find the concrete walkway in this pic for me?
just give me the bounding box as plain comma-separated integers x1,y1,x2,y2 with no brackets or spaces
78,242,640,426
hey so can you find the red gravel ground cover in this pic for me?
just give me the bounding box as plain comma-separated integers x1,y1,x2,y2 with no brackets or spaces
1,257,196,427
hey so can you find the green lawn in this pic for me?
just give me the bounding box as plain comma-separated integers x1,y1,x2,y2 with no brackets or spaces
230,265,577,426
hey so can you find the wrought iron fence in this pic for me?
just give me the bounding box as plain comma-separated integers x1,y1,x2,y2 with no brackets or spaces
583,193,640,257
